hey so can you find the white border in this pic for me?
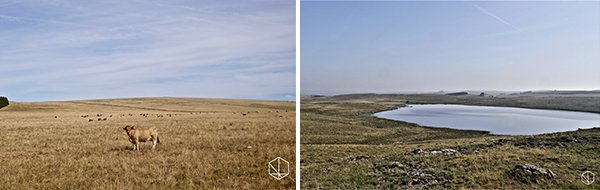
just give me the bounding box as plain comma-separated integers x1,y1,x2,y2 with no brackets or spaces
295,0,300,189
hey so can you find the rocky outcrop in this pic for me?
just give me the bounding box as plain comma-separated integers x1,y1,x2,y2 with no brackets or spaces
412,148,460,156
346,155,373,164
514,164,557,178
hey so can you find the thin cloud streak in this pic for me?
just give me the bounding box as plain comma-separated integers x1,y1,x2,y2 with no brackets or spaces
0,14,90,27
474,4,525,34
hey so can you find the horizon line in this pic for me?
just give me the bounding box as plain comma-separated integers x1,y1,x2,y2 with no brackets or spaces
4,96,296,103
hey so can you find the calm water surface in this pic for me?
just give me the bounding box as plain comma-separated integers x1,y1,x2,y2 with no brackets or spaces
373,104,600,135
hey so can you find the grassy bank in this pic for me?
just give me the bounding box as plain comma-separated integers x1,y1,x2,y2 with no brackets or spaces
0,97,295,189
301,93,600,189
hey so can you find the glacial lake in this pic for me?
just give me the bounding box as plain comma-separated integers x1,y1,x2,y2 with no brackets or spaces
373,104,600,135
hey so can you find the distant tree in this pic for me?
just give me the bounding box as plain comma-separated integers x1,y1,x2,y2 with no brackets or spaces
445,92,468,96
479,92,485,96
0,96,8,109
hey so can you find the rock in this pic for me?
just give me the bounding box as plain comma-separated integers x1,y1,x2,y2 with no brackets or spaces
409,169,431,177
413,148,460,155
413,149,425,154
346,155,372,163
391,161,403,167
571,138,588,143
514,164,557,178
441,149,459,156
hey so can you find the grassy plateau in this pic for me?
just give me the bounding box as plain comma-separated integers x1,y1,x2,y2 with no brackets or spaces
301,92,600,189
0,97,295,189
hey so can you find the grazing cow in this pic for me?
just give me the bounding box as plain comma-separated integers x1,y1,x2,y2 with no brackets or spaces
98,118,102,121
242,113,247,116
122,125,160,151
103,118,107,121
89,119,93,122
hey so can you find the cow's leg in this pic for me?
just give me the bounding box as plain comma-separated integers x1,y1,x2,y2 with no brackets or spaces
152,139,157,149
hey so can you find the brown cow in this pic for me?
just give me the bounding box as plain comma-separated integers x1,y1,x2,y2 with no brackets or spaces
122,125,160,151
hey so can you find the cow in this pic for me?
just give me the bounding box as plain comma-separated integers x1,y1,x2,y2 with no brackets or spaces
122,125,160,151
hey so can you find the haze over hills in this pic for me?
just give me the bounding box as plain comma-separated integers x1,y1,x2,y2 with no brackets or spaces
301,89,600,97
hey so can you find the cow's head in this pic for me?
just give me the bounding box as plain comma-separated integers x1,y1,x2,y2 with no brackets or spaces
123,125,135,135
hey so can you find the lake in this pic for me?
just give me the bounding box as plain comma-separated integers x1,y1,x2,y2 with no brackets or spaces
373,104,600,135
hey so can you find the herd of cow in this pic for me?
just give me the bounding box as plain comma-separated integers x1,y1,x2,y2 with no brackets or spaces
64,110,288,151
75,110,288,122
79,112,177,122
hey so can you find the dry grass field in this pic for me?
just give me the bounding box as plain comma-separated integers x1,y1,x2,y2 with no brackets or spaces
0,97,295,189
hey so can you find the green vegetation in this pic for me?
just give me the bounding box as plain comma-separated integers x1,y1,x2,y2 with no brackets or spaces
0,96,8,109
301,93,600,189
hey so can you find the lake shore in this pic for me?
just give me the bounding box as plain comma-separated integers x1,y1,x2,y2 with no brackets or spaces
374,104,600,135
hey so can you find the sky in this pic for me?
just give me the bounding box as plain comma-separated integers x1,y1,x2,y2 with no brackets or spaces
0,0,295,102
301,1,600,95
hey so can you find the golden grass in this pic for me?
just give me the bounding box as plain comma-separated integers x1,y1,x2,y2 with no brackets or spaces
0,97,295,189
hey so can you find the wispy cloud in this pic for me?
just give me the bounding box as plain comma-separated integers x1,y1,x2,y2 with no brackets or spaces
0,14,90,27
0,0,295,102
474,4,525,34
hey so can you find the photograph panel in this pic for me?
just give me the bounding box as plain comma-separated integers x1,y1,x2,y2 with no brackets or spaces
300,1,600,189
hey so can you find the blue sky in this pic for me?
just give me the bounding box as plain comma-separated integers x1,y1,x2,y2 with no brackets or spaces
0,0,295,102
301,1,600,95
